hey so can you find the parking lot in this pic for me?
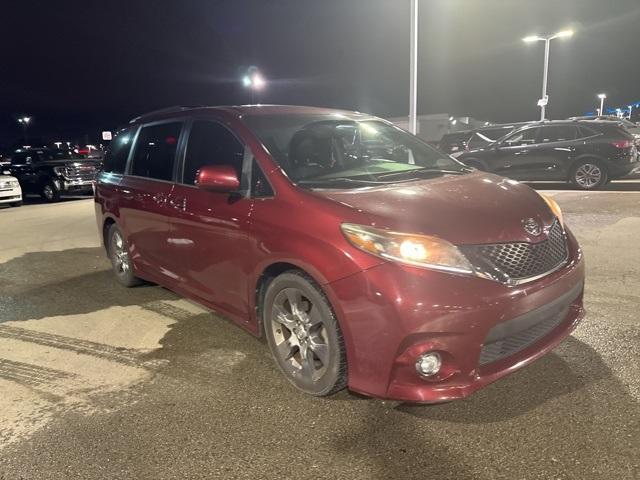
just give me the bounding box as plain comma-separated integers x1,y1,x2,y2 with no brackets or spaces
0,183,638,480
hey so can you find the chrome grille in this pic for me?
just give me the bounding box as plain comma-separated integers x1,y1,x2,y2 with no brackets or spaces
479,307,567,365
461,220,568,283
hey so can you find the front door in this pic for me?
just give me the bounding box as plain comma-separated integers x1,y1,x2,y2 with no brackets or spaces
167,119,253,321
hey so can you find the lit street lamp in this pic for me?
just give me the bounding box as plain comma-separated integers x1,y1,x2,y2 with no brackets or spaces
523,29,574,121
17,116,31,144
597,93,607,116
242,67,266,104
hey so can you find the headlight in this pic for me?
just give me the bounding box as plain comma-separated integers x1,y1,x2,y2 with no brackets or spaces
539,193,563,227
341,223,473,274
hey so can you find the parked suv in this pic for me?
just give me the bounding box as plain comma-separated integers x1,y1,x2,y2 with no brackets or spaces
9,147,101,201
457,120,639,189
95,105,585,403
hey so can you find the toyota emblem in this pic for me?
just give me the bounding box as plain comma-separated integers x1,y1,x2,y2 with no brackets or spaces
522,218,542,236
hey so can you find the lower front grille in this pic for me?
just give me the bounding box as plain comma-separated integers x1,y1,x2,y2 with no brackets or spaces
479,309,567,365
478,281,582,366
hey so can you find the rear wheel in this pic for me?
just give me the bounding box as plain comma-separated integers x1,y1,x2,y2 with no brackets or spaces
263,271,347,396
570,160,608,190
107,223,142,287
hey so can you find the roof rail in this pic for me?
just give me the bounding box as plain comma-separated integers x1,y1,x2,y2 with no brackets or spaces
129,105,203,124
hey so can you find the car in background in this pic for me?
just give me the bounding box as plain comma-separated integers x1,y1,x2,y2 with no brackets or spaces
456,120,639,190
0,168,22,207
439,123,527,155
8,147,101,201
95,105,585,403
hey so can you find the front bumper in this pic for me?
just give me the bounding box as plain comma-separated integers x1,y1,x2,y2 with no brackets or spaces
0,187,22,203
62,178,94,192
327,228,585,403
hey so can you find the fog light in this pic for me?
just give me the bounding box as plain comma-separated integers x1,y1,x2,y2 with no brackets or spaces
415,352,442,377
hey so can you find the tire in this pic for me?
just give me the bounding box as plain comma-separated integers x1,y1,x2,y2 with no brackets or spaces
40,180,61,202
263,271,347,396
107,223,142,287
570,159,608,190
10,201,22,207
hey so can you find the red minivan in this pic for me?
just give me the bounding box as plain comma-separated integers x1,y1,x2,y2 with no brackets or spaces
95,105,585,403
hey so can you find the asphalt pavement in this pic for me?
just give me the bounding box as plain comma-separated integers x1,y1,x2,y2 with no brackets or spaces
0,184,638,479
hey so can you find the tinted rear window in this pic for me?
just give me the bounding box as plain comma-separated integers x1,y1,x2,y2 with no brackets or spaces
103,128,135,174
130,122,182,181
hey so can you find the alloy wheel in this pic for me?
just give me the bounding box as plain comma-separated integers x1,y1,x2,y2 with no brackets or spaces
112,231,130,275
43,184,54,200
574,163,602,189
270,287,330,383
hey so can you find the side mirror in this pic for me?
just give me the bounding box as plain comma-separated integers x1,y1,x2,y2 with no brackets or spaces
196,165,240,192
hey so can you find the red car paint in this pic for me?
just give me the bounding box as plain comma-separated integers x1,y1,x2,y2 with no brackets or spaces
95,105,585,403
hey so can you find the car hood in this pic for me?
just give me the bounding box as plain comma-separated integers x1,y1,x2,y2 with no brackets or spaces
310,172,557,245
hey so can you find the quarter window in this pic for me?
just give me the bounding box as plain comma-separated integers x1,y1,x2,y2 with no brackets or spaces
251,159,273,197
182,121,244,185
103,128,135,174
130,122,182,181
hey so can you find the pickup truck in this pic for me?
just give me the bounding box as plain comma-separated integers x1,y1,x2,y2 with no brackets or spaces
8,148,101,202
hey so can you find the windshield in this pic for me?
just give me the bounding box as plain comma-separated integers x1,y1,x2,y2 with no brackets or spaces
243,114,468,188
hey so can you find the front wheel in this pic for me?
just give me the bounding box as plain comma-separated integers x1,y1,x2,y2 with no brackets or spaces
263,271,347,396
41,180,61,202
570,160,608,190
107,223,142,287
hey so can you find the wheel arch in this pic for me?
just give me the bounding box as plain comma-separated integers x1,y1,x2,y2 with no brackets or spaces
252,259,334,338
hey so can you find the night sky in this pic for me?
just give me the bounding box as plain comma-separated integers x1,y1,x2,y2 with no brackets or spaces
1,0,639,146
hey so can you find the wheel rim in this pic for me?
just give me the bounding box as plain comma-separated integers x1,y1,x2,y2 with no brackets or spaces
575,163,602,188
270,288,330,384
43,185,54,199
111,231,130,275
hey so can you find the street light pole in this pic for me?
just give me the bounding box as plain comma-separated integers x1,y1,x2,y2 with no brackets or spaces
540,38,550,121
408,0,418,134
598,93,606,116
523,30,573,121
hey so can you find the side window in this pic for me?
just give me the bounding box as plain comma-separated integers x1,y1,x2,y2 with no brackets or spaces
251,159,273,197
578,126,598,138
103,128,135,174
503,127,539,146
182,121,244,185
539,126,578,143
130,122,182,181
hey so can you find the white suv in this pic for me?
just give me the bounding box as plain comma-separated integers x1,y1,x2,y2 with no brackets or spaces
0,171,22,207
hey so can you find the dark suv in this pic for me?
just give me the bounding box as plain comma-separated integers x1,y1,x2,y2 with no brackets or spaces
456,120,639,189
9,147,101,201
